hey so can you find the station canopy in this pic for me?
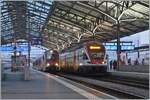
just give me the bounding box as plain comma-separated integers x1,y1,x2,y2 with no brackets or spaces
1,0,149,51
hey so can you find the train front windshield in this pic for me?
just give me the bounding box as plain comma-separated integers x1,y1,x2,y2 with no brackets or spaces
47,51,59,61
91,52,105,59
87,44,106,61
51,53,59,61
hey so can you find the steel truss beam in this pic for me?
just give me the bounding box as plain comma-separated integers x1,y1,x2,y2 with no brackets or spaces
46,24,78,40
53,8,90,30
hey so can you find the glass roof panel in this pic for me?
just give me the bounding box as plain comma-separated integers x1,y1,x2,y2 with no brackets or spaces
131,3,149,15
1,0,53,44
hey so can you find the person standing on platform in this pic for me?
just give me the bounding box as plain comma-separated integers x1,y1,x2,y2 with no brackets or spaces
134,58,139,65
110,60,113,70
128,58,131,65
106,55,110,71
113,60,117,70
142,58,145,65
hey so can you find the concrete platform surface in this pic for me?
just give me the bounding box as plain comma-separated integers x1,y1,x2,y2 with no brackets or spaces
2,69,116,99
3,69,24,81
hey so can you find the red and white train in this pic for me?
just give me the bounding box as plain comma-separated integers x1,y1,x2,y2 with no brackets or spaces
45,50,59,72
59,41,108,73
41,41,108,73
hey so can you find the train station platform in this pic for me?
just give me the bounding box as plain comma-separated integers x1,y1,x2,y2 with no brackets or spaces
115,65,149,73
107,64,149,80
2,68,116,99
108,70,149,80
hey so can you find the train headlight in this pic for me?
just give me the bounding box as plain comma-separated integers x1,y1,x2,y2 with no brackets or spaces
55,63,58,66
47,63,50,67
79,63,83,66
102,61,106,64
50,50,53,53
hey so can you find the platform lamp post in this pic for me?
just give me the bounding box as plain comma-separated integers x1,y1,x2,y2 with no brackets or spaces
12,39,17,72
27,21,31,71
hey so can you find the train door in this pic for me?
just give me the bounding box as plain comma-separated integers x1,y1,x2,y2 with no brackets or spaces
64,55,67,71
73,51,76,72
75,50,80,71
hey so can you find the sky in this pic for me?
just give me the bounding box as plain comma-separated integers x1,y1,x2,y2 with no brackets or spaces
120,30,149,47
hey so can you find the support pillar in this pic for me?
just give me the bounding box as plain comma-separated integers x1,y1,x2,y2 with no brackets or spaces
25,12,30,80
137,51,140,58
116,20,121,70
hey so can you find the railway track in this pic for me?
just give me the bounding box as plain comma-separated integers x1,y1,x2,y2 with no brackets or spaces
56,73,149,99
85,75,149,89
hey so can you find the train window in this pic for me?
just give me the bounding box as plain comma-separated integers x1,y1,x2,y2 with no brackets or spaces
83,53,88,60
47,55,51,59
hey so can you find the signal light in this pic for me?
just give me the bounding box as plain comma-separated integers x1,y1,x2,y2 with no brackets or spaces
90,46,101,49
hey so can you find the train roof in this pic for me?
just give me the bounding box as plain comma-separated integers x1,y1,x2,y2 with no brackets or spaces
60,41,103,53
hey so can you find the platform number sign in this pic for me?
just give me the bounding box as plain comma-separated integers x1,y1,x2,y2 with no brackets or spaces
31,38,42,45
